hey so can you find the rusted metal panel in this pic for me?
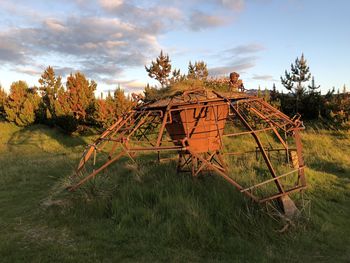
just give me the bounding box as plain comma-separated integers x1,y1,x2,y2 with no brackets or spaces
165,102,229,153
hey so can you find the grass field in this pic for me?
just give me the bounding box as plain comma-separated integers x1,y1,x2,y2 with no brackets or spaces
0,121,349,262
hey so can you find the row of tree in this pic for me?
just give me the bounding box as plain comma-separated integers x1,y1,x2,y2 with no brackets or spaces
268,54,349,128
0,67,133,133
0,51,349,132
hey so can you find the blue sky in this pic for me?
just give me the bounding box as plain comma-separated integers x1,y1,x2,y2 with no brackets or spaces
0,0,349,94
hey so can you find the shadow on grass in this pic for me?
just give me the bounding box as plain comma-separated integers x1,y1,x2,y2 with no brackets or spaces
308,159,349,179
6,124,86,152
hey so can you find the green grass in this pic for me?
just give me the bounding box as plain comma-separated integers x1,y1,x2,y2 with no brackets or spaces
0,121,349,262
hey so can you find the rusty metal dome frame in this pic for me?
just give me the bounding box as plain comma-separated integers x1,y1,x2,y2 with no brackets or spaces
68,88,306,217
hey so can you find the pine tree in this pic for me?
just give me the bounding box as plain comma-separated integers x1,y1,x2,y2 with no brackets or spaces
195,61,208,80
269,83,281,108
94,91,116,128
4,81,39,126
188,61,196,79
342,84,347,94
304,77,322,119
65,72,97,122
257,86,262,97
170,68,185,84
187,61,208,80
264,87,270,101
145,50,172,87
55,86,71,117
114,86,132,117
38,66,63,121
281,53,311,113
307,76,320,94
270,84,278,101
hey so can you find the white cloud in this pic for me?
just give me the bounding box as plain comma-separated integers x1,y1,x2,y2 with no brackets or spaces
99,0,123,10
209,43,265,76
0,0,250,85
44,19,67,32
188,11,227,31
217,0,245,11
252,74,274,81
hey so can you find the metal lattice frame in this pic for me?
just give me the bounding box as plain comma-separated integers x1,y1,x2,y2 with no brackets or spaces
68,90,306,216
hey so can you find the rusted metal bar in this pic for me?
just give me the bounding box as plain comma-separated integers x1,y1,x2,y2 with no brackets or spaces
190,151,259,202
258,186,307,203
127,145,184,152
127,111,152,139
241,167,304,193
231,105,285,194
213,91,285,194
294,130,306,187
156,111,169,147
223,127,274,137
224,148,297,156
69,151,126,191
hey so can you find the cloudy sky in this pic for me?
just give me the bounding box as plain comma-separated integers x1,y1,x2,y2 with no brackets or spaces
0,0,349,94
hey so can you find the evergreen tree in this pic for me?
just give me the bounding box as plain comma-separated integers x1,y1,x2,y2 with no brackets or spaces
169,68,184,84
38,66,63,121
65,72,97,122
307,76,320,94
114,86,133,117
269,83,281,108
145,50,172,87
270,84,278,101
281,53,311,113
187,61,208,80
4,81,39,126
305,76,322,119
264,87,270,101
188,61,196,79
257,86,262,97
55,86,71,117
94,91,116,128
195,61,208,80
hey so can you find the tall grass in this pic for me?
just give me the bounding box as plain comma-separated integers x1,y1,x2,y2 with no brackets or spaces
0,122,349,262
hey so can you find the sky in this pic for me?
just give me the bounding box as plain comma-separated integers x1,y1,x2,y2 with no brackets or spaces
0,0,349,95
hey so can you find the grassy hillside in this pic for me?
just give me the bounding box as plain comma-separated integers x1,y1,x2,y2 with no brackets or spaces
0,122,349,262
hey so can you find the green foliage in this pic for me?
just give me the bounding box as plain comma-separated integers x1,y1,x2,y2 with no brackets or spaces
93,88,134,128
144,84,161,102
114,87,133,117
143,80,198,102
263,88,270,101
204,78,231,92
269,83,281,109
4,81,40,126
321,89,350,129
145,50,172,87
38,66,64,123
307,76,320,93
169,68,185,84
187,61,208,80
303,77,322,119
257,86,262,97
94,92,116,128
65,72,97,122
44,71,98,134
281,54,311,113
